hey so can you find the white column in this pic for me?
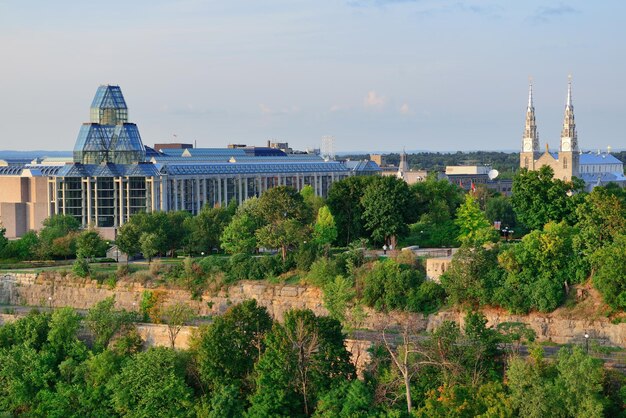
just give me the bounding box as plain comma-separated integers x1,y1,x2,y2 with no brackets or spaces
173,179,179,211
223,177,229,206
195,177,201,214
244,177,249,199
238,177,243,205
217,177,222,207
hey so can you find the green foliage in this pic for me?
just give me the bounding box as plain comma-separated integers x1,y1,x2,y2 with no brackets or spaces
440,245,503,308
455,194,498,247
485,194,517,229
85,296,137,351
205,384,246,418
116,222,141,260
139,232,161,262
109,347,194,417
313,379,376,417
186,204,233,254
511,166,584,230
361,259,425,312
3,230,39,260
38,214,81,259
496,221,588,313
411,173,464,224
248,309,355,417
221,212,259,254
306,257,342,287
410,280,446,314
327,176,376,245
76,229,107,260
322,275,355,322
161,302,195,348
361,176,417,245
574,186,626,258
313,205,338,249
72,257,91,277
590,234,626,310
196,300,273,392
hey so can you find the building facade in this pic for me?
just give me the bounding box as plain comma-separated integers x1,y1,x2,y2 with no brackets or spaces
0,85,370,239
519,78,625,190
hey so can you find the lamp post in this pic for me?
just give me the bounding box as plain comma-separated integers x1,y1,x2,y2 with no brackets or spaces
48,296,52,310
584,333,589,354
382,244,388,255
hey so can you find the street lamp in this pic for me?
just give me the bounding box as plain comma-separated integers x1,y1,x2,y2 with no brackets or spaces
48,296,52,310
382,244,388,255
584,333,589,354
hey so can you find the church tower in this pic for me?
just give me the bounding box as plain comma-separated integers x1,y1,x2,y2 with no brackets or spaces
520,79,539,170
557,76,579,181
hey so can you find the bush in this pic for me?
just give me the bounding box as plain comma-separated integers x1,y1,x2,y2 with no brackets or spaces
294,242,319,271
72,257,90,278
408,281,446,314
305,257,341,287
361,259,425,312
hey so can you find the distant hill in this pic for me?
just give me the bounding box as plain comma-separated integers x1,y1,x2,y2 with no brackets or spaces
0,150,72,160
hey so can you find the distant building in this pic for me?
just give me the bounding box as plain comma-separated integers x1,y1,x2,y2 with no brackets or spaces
519,77,625,191
371,151,428,185
445,165,513,195
0,85,375,239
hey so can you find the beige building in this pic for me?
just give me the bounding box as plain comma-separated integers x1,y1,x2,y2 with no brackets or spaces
0,167,58,238
519,78,580,182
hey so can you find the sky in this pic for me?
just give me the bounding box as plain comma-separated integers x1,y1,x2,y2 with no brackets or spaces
0,0,625,153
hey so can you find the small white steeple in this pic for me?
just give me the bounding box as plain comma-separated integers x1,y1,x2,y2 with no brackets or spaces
522,77,539,153
560,75,577,152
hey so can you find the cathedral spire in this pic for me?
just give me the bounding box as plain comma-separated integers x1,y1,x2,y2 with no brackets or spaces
560,75,577,152
522,78,539,153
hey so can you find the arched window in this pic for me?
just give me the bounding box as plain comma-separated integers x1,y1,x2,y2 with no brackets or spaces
563,157,568,169
524,157,529,168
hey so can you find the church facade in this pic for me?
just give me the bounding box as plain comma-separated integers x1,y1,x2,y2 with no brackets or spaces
519,78,625,190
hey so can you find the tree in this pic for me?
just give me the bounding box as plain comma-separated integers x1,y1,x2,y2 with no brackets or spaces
221,213,258,254
50,232,78,260
313,205,338,255
496,221,588,313
85,296,137,351
256,186,308,260
0,224,8,257
574,186,626,258
322,275,355,323
361,259,424,312
38,214,81,258
116,222,141,263
411,173,464,224
326,176,376,246
108,347,194,417
195,299,273,392
511,166,584,230
161,302,195,349
75,229,107,261
361,176,417,245
140,232,161,263
186,204,233,254
455,194,498,246
248,309,355,417
590,234,626,309
301,185,325,224
440,245,503,308
485,194,517,229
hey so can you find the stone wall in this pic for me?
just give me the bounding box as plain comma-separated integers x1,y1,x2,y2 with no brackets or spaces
2,272,626,347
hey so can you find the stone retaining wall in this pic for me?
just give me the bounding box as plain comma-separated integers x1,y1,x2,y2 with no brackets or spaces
2,272,625,347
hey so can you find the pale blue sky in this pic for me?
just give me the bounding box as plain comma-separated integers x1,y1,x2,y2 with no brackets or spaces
0,0,624,152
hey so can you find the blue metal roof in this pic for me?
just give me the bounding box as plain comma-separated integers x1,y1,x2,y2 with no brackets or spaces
160,161,349,176
0,165,63,176
343,160,382,172
580,153,623,165
57,163,160,178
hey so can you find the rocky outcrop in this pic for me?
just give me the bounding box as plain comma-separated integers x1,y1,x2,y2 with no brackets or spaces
1,272,625,347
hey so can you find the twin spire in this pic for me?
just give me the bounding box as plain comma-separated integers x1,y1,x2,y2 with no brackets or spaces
522,76,577,154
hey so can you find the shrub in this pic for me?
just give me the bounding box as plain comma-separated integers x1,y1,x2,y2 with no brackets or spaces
72,257,90,278
305,257,341,287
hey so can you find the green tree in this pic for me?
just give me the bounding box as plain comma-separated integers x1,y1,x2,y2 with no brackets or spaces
50,232,78,260
322,275,355,323
196,299,273,392
248,309,355,417
313,205,338,254
574,186,626,258
76,229,107,261
361,176,417,245
256,186,308,260
116,222,141,263
140,232,161,263
455,194,498,246
361,259,424,312
85,296,137,351
301,185,325,224
440,245,503,308
38,214,81,258
411,173,464,224
161,302,195,349
186,204,233,254
485,194,517,229
109,347,194,417
590,234,626,309
496,221,588,313
326,176,376,245
221,213,259,254
511,165,584,230
0,224,8,257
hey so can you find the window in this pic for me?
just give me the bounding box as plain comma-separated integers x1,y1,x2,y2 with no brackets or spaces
563,157,568,169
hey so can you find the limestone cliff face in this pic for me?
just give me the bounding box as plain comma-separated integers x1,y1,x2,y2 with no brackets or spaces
1,272,624,347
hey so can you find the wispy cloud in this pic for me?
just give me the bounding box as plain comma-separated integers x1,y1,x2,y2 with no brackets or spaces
364,91,386,108
530,4,579,23
347,0,419,8
399,103,411,115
